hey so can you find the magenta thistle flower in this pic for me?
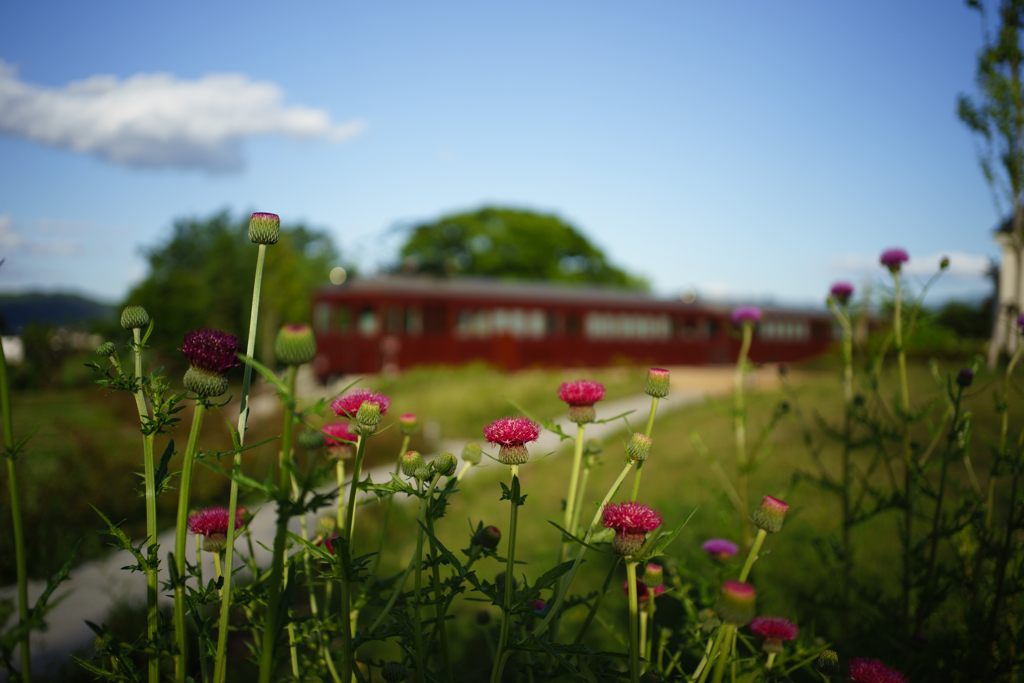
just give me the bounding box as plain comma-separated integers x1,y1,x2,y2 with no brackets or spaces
602,501,662,556
749,616,798,654
399,413,418,436
847,658,907,683
731,306,763,326
752,495,789,533
880,248,909,273
331,388,391,419
702,538,739,560
322,422,357,459
528,598,546,613
187,507,246,537
484,416,541,465
830,281,854,305
558,379,606,424
718,580,756,625
645,367,670,398
180,328,242,397
623,578,666,603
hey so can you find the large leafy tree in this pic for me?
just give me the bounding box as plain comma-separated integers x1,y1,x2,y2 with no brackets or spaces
959,0,1024,362
396,206,648,289
124,211,340,363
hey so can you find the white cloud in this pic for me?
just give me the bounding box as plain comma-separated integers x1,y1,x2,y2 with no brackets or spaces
0,214,83,257
830,251,992,280
0,60,365,172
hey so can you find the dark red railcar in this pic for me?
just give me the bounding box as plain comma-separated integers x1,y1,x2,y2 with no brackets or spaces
311,276,836,378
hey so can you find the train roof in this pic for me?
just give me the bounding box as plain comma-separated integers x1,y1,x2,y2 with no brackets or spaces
317,276,832,319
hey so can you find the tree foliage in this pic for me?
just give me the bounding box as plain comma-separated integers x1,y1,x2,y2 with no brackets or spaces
123,211,340,361
396,206,647,289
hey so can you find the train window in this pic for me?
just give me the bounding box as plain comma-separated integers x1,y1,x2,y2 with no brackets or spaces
337,305,351,333
566,313,581,337
546,312,560,336
358,306,378,337
314,303,331,332
424,306,447,335
528,310,545,338
386,307,403,334
706,319,719,338
406,307,423,336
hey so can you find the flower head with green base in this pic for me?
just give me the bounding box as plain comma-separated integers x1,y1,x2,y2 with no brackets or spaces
623,578,665,603
644,368,670,398
400,451,426,477
815,650,840,676
702,538,739,560
830,281,854,305
626,433,652,462
558,379,606,424
120,305,150,330
273,324,316,366
847,658,906,683
751,495,789,533
880,248,909,274
180,328,241,398
399,413,419,435
749,616,798,654
718,580,756,626
484,416,540,465
731,306,762,326
602,501,662,556
332,388,391,419
188,507,246,552
472,525,501,549
248,212,280,245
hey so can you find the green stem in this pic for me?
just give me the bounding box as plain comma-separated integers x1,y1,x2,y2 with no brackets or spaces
710,624,735,683
573,557,621,643
626,562,640,683
196,535,209,683
490,467,521,683
414,474,443,683
893,274,913,628
829,298,854,632
571,453,595,537
344,433,369,554
696,625,728,683
335,459,346,529
644,592,655,670
766,652,776,671
736,325,753,549
551,424,586,643
214,242,267,683
426,490,455,683
630,397,660,501
257,365,298,683
174,401,207,683
0,339,30,683
365,553,418,635
372,435,409,576
738,528,767,583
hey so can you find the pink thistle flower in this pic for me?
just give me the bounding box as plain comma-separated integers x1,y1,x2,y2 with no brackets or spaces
528,598,546,613
602,501,662,556
331,388,391,419
752,495,789,533
322,422,358,459
187,507,246,537
847,658,907,683
731,306,763,326
880,248,909,273
559,380,606,424
702,538,739,560
718,580,756,625
484,416,540,465
645,368,670,398
399,413,418,436
830,282,854,305
181,328,242,375
749,616,798,654
623,578,666,603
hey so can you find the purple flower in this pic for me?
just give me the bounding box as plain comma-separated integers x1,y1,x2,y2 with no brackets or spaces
702,538,739,560
180,328,242,375
880,248,909,273
731,306,762,326
331,388,392,419
1018,312,1024,330
830,281,854,305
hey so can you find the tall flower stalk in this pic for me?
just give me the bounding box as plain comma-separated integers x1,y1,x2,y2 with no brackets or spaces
213,212,277,683
731,307,761,548
827,282,855,622
0,329,30,683
630,369,669,500
174,328,241,683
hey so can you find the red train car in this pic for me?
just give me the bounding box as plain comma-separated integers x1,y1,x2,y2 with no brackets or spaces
311,276,836,379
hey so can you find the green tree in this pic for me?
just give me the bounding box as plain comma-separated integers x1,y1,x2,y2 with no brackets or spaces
396,206,648,289
958,0,1024,363
124,210,341,364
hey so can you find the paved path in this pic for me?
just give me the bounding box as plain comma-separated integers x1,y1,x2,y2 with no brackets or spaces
0,381,707,674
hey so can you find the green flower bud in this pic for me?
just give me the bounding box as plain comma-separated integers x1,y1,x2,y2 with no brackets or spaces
434,451,457,477
249,212,280,245
400,451,426,477
96,341,115,357
644,368,670,398
298,429,325,451
381,661,407,682
315,516,336,539
751,495,789,534
472,525,501,550
183,367,229,398
202,533,227,553
274,324,316,366
626,433,652,462
399,413,418,436
815,650,840,676
120,305,150,330
702,615,722,634
642,563,663,588
413,465,431,481
355,401,382,429
462,442,483,465
585,438,603,456
718,581,756,626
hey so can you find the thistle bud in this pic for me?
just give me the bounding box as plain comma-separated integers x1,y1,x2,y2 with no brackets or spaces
494,571,517,591
815,650,840,676
642,563,663,588
626,433,652,462
274,324,316,366
400,451,425,477
644,368,670,398
96,341,115,357
120,305,150,330
940,256,950,270
184,367,229,399
298,429,325,451
399,413,419,436
702,615,722,634
585,438,603,456
413,465,431,481
249,212,280,245
380,661,407,682
356,401,382,429
472,525,501,550
957,368,974,388
434,451,458,477
202,533,228,553
717,581,756,626
751,495,789,534
315,516,336,539
462,441,483,465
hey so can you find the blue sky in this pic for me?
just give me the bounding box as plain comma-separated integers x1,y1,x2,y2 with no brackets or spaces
0,1,1000,306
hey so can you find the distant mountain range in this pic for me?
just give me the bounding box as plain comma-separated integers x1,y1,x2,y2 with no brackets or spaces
0,292,116,334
